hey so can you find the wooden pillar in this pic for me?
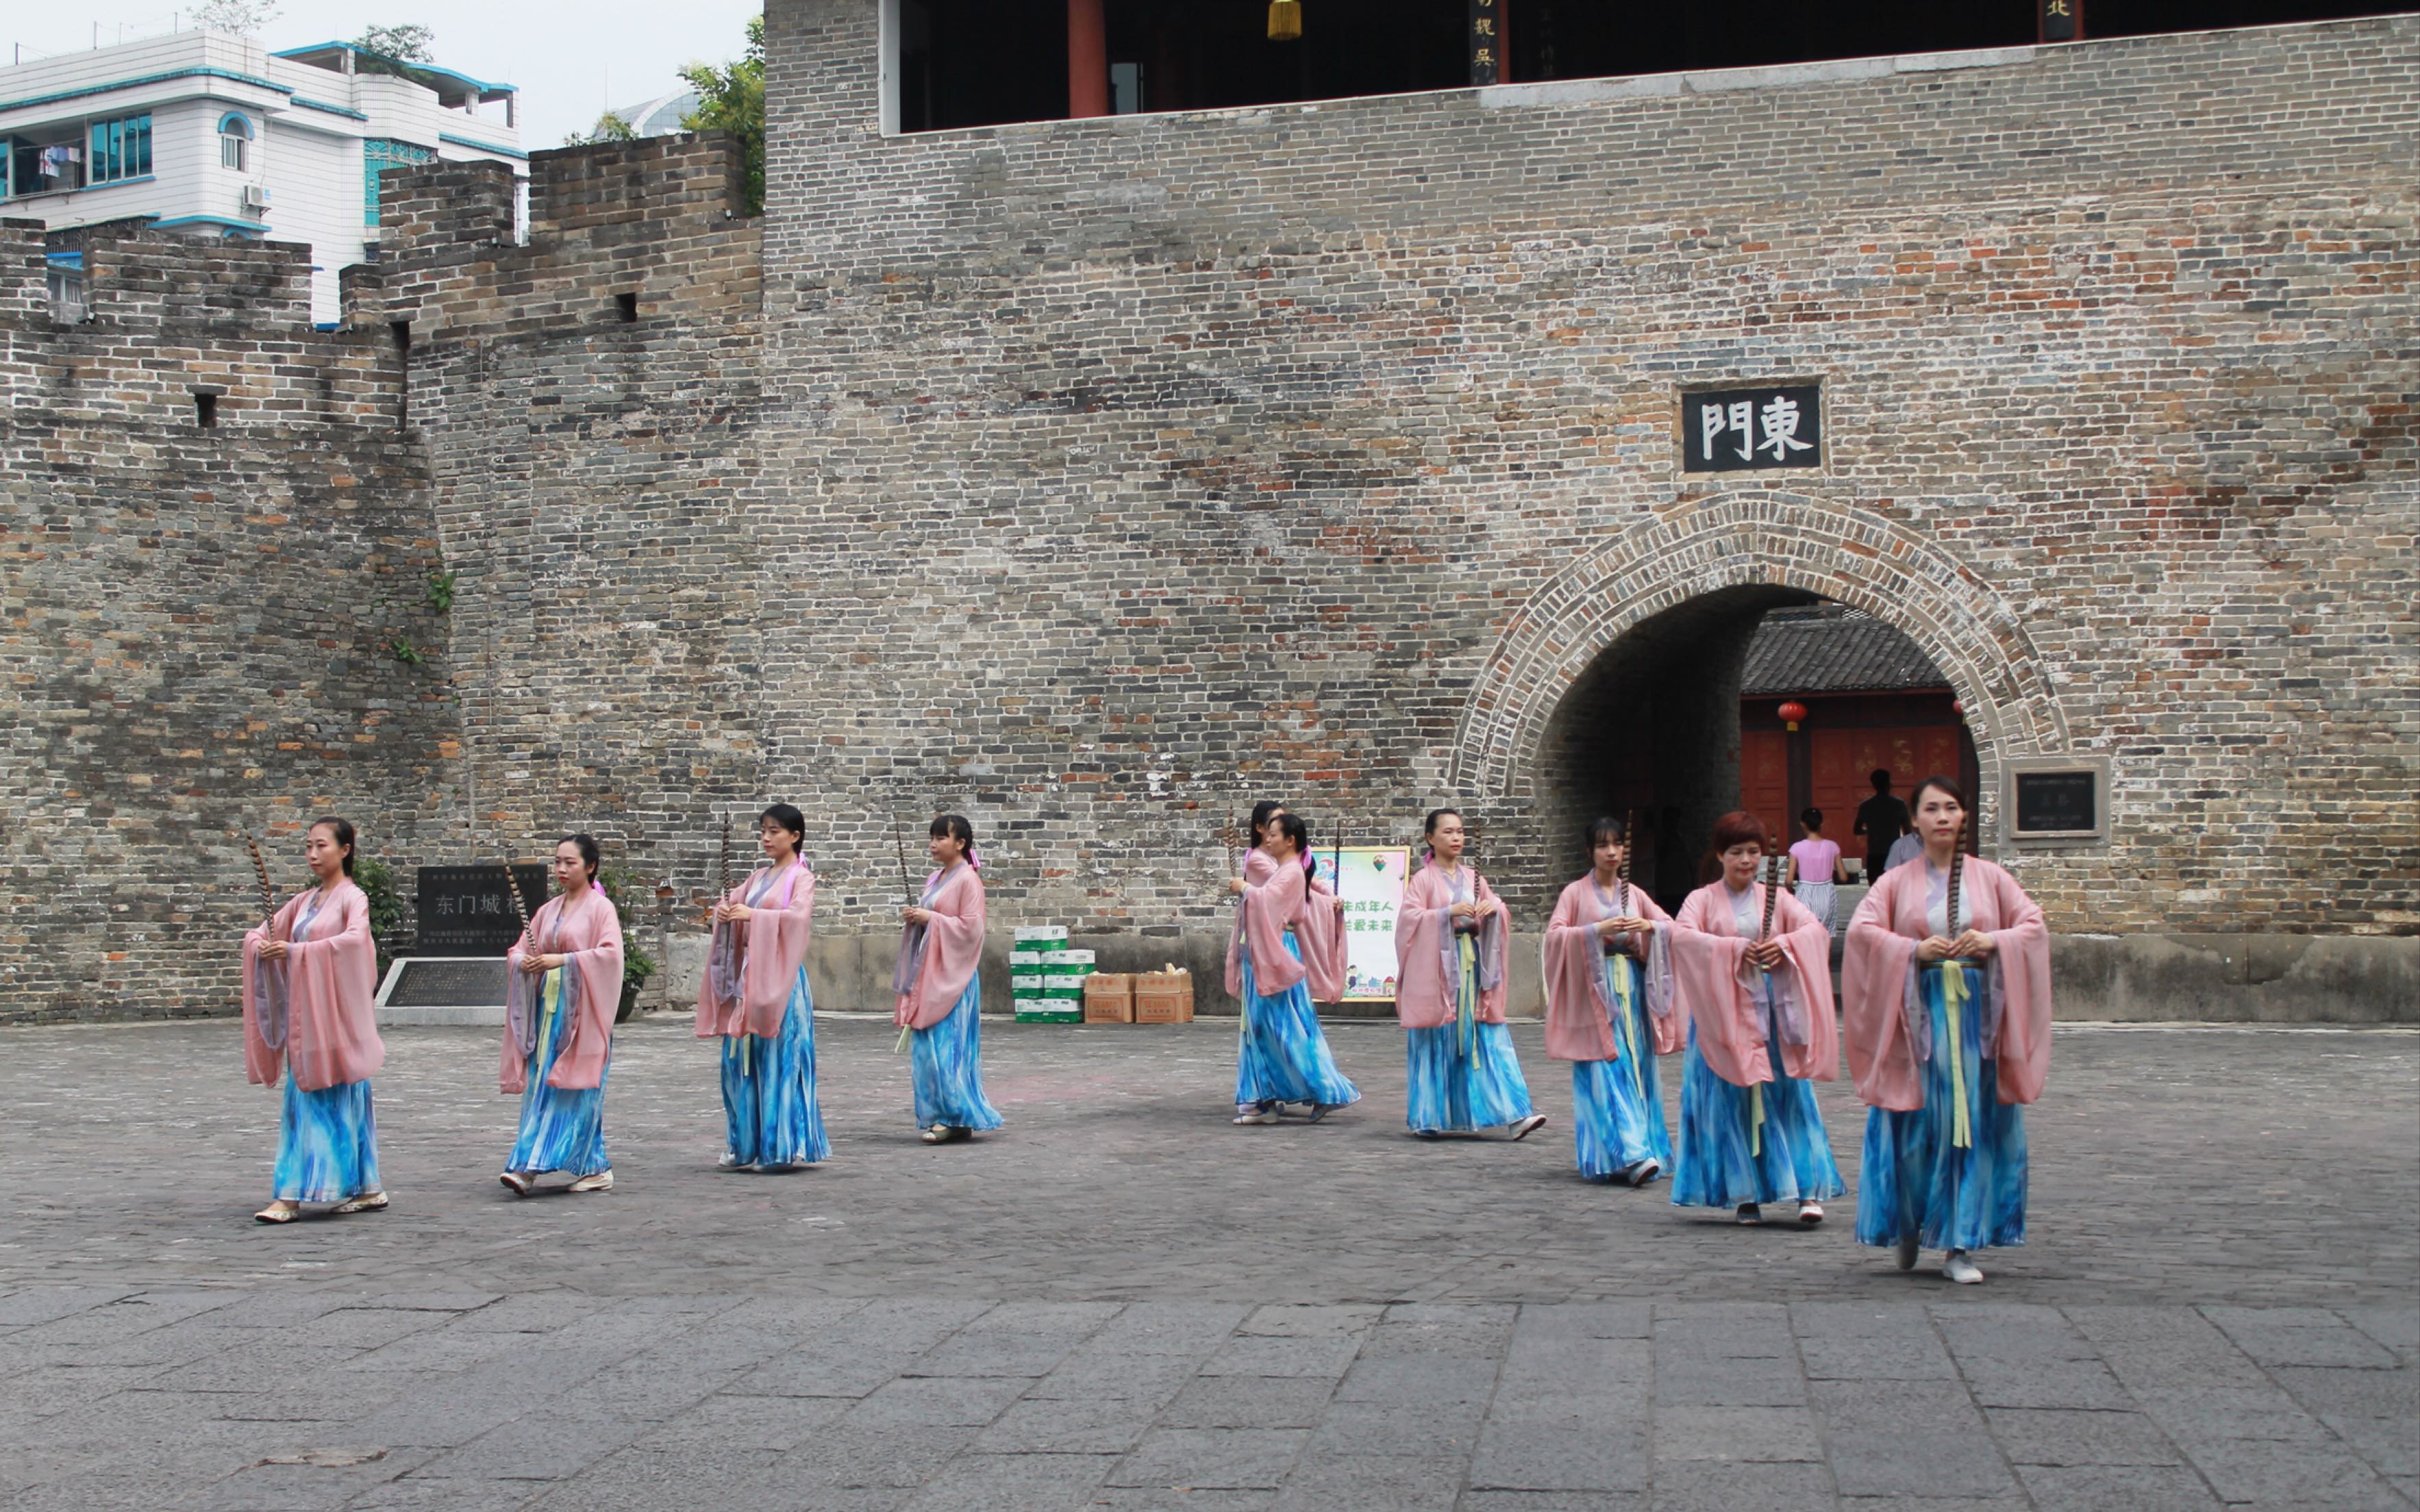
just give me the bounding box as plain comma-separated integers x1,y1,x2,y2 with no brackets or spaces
1068,0,1109,118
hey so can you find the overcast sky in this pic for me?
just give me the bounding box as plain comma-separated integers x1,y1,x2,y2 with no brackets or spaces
6,2,766,150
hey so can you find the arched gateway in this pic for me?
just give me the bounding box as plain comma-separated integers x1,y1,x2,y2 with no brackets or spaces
1449,493,2069,885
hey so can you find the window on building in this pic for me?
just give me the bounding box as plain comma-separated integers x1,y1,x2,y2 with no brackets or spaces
87,114,151,184
219,114,251,172
9,135,85,195
362,138,436,226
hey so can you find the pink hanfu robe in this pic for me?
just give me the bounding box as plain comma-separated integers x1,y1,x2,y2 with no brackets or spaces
699,861,817,1040
1669,881,1837,1088
893,862,1001,1133
1540,879,1677,1064
243,881,384,1092
1226,848,1348,1003
1843,855,2050,1256
501,887,625,1094
1542,875,1677,1181
1393,861,1509,1031
1841,855,2052,1111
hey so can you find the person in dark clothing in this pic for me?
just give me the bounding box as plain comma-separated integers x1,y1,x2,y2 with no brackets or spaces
1852,769,1910,880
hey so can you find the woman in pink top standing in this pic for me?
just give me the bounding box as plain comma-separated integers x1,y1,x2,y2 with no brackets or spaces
1786,808,1848,935
499,835,625,1195
241,816,386,1224
1667,811,1843,1225
1843,776,2051,1285
1393,808,1547,1141
699,803,828,1170
894,814,1002,1144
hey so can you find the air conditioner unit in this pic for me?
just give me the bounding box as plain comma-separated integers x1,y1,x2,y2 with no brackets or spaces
240,184,272,211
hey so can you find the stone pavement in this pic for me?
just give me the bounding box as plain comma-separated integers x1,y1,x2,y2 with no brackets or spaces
1,1017,2412,1509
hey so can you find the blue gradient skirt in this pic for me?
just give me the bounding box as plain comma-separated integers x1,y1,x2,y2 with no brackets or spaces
1236,940,1360,1111
507,968,610,1177
912,974,1003,1133
273,1076,380,1202
1856,962,2028,1252
1406,1023,1536,1133
1573,955,1673,1181
1671,988,1843,1209
722,966,830,1168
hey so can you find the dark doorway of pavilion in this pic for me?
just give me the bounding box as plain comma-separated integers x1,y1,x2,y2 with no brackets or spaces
1536,591,1977,915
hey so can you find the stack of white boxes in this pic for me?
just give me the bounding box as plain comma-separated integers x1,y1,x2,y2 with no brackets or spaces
1010,926,1091,1023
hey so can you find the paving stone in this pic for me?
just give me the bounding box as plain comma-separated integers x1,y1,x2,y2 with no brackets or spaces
1158,1374,1340,1430
1651,1404,1823,1463
2011,1463,2223,1512
1108,1428,1312,1490
2178,1439,2411,1509
1982,1407,2184,1467
1651,1459,1841,1511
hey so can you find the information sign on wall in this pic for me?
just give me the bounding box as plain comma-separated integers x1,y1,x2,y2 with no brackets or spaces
1682,384,1823,472
1467,0,1501,86
2003,757,2110,844
1311,846,1411,1000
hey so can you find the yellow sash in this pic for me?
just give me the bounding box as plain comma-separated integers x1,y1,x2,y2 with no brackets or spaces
1939,961,1973,1150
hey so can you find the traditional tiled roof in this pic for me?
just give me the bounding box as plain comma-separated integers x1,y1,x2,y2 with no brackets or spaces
1741,607,1949,695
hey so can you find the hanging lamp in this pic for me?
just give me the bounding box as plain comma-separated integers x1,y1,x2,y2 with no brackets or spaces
1268,0,1302,42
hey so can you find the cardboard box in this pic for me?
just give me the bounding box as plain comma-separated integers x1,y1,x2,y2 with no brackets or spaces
1133,970,1194,1024
1009,950,1045,968
1013,925,1069,946
1083,973,1134,1022
1042,948,1095,967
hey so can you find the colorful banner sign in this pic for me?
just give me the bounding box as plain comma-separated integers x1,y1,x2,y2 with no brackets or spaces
1312,846,1411,1001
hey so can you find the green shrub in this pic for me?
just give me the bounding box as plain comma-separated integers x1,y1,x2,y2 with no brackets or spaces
597,865,658,986
353,855,405,980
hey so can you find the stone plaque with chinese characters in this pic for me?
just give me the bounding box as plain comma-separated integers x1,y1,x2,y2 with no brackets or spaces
1682,384,1823,472
415,865,548,955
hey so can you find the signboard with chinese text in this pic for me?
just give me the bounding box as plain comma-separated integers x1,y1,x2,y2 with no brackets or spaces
1311,846,1411,1001
1467,0,1501,86
2040,0,2081,43
1682,383,1823,472
415,865,547,955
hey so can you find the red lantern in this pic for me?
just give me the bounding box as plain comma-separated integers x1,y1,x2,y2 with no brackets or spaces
1777,700,1808,731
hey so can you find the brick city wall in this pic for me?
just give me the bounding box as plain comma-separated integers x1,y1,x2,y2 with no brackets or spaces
7,12,2414,1025
0,220,462,1022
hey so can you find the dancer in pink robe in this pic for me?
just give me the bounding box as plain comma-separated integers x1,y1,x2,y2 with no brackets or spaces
894,814,1001,1143
699,803,829,1170
1225,809,1360,1123
1844,774,2051,1285
499,835,625,1194
1540,817,1677,1185
241,816,386,1223
1667,810,1844,1224
1394,808,1547,1139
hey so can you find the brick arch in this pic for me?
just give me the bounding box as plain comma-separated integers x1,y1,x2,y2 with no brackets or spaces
1448,492,2067,817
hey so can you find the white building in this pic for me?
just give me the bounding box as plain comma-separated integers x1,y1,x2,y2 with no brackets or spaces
0,29,524,323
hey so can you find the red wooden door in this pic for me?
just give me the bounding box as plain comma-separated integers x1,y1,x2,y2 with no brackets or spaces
1739,729,1791,854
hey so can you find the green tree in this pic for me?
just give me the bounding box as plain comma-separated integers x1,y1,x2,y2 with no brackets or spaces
353,23,435,63
563,111,639,148
191,0,280,36
679,14,766,216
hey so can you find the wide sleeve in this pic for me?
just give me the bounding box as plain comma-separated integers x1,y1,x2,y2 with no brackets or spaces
1629,891,1682,1054
1666,887,1763,1087
898,871,984,1031
1471,874,1510,1023
1769,887,1838,1082
284,887,384,1091
1841,868,1925,1110
501,903,543,1094
1984,864,2054,1105
740,868,815,1040
1540,881,1617,1063
545,896,625,1092
239,894,303,1089
1297,872,1349,1004
697,874,751,1039
1238,863,1310,996
1391,868,1451,1029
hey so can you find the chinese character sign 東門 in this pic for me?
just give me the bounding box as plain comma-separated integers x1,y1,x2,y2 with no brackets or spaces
1310,846,1412,1001
1682,384,1823,473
